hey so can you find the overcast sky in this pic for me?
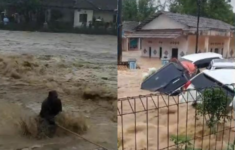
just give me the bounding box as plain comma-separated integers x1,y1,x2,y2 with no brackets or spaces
231,1,235,11
159,0,235,12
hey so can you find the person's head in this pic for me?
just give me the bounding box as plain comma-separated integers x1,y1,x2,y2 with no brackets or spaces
48,90,58,100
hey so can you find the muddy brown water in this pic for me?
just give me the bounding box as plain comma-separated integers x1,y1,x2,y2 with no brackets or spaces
0,30,117,150
118,51,235,150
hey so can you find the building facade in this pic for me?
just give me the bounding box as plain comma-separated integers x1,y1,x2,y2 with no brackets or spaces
122,21,140,51
125,11,235,59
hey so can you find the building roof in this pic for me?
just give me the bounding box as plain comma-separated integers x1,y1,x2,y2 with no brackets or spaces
125,30,182,38
41,0,117,11
86,0,117,11
136,11,234,31
123,21,139,32
41,0,76,8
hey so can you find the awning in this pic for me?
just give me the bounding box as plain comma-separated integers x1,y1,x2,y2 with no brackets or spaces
126,30,182,39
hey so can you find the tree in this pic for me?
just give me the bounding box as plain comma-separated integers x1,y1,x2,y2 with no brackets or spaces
122,0,158,22
169,0,235,25
122,0,138,21
0,0,43,23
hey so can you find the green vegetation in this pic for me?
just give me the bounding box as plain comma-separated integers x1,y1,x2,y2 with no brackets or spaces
123,0,235,25
195,88,231,129
170,134,201,150
169,0,235,25
122,0,157,22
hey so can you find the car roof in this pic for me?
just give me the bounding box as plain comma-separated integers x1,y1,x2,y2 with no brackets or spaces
212,59,235,67
181,52,223,63
203,69,235,89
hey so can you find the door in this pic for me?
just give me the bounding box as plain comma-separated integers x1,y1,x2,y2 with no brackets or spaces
149,47,152,58
172,48,178,58
159,47,162,58
141,63,190,95
214,48,219,53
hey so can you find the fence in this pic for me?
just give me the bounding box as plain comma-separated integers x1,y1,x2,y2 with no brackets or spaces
118,86,235,150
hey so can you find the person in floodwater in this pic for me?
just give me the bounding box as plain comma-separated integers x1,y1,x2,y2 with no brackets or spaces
37,90,62,139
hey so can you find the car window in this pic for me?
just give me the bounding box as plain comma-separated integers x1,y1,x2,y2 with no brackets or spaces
194,57,220,68
179,58,193,63
215,67,235,70
191,73,234,98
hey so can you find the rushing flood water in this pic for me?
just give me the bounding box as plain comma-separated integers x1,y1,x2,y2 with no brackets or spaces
0,30,117,150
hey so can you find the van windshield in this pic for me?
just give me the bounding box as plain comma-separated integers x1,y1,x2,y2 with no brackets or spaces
191,73,234,98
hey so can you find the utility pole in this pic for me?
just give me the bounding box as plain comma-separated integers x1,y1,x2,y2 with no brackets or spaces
117,0,122,64
195,0,201,53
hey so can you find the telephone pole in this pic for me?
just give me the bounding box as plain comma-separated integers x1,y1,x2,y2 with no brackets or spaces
117,0,122,64
195,0,201,53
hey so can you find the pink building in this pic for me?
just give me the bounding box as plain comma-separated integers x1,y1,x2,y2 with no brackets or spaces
122,21,140,51
124,11,235,59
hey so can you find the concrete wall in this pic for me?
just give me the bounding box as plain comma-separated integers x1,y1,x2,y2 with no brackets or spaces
142,14,187,30
74,9,93,27
140,35,233,59
230,37,235,57
122,38,128,51
187,35,231,57
141,37,188,59
93,11,114,23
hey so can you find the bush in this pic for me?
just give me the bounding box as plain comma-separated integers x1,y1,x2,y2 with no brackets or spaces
196,88,231,129
170,134,201,150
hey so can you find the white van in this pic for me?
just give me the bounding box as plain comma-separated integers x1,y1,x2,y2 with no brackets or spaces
208,59,235,70
179,69,235,107
141,52,223,95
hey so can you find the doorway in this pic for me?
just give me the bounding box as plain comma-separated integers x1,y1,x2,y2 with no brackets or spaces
159,47,162,58
149,47,152,58
172,48,178,58
214,48,219,53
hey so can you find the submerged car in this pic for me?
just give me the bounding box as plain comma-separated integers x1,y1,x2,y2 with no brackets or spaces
141,52,223,95
180,52,223,68
179,69,235,107
207,59,235,70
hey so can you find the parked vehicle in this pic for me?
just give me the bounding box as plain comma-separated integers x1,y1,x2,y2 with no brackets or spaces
141,62,190,94
180,52,223,68
141,52,223,95
207,59,235,70
179,69,235,107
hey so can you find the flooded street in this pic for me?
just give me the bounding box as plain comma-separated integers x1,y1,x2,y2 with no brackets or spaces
118,51,235,150
0,30,117,150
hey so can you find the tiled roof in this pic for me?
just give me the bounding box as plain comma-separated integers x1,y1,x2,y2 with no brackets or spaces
41,0,117,11
86,0,117,11
136,11,234,31
123,21,139,32
126,30,182,38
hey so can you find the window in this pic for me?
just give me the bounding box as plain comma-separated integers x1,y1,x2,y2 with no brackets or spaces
191,73,234,98
194,57,220,68
79,14,87,23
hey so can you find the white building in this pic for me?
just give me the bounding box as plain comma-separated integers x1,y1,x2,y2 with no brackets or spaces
42,0,117,28
124,11,235,59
